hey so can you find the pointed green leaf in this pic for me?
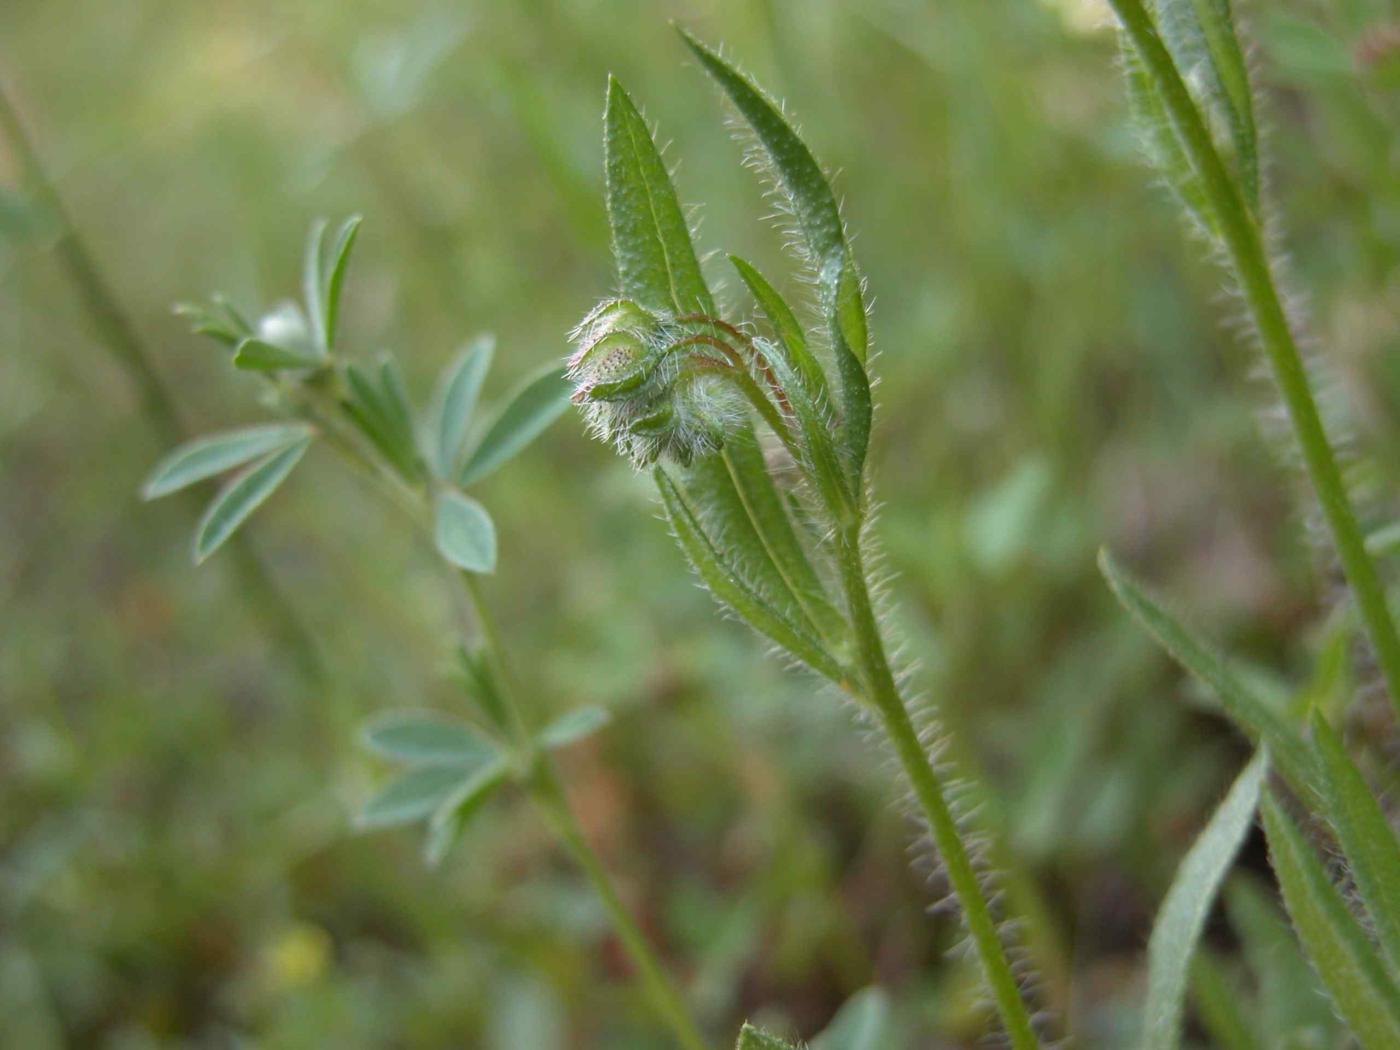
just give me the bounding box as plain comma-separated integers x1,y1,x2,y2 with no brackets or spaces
455,644,512,736
1261,792,1400,1049
812,987,895,1050
424,755,510,866
434,489,497,574
358,763,471,829
360,711,497,766
603,76,714,316
1121,35,1219,239
1149,0,1258,208
680,31,871,481
232,336,323,371
1142,750,1267,1050
736,1025,799,1050
1098,550,1318,800
303,218,329,351
728,254,829,403
539,706,611,750
142,423,313,500
342,361,420,479
323,214,362,351
431,336,495,479
1311,711,1400,972
193,437,310,563
458,366,570,486
656,466,844,682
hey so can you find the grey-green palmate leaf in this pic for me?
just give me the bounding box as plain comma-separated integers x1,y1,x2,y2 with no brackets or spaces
1097,550,1318,800
301,215,363,353
360,711,496,766
539,706,611,750
1141,750,1267,1050
434,488,497,574
655,467,844,683
358,764,474,829
735,1025,800,1050
1147,0,1258,208
193,436,311,563
811,987,895,1050
322,215,362,351
430,335,494,479
458,365,571,486
423,755,510,866
233,336,323,371
1260,792,1400,1049
342,360,421,480
142,422,313,500
1310,711,1400,972
603,75,714,317
681,30,870,485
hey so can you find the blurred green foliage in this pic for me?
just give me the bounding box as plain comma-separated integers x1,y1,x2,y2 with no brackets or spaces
3,0,1399,1045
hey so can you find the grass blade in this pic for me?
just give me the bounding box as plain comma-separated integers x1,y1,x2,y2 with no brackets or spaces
603,76,714,316
193,436,310,563
458,365,571,486
1098,550,1318,799
1310,711,1400,972
1141,750,1267,1050
1261,792,1400,1049
142,422,312,500
434,489,497,574
431,335,494,479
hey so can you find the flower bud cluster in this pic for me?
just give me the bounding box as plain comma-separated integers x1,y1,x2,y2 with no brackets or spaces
567,298,746,467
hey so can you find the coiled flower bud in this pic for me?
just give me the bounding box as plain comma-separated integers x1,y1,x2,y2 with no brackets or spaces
567,298,755,467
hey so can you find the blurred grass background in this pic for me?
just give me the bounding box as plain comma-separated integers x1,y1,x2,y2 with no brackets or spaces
3,0,1400,1045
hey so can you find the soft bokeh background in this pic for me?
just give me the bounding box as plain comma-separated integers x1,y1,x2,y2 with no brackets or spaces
4,0,1400,1045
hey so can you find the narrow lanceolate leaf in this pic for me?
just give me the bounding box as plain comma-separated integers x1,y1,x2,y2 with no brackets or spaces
303,219,329,351
322,214,363,350
811,986,895,1050
142,423,313,500
603,76,714,316
1121,35,1219,240
423,755,509,866
360,711,496,766
1149,0,1258,208
656,467,845,682
735,1025,799,1050
1142,750,1267,1050
1098,550,1318,800
458,366,571,486
430,336,494,479
1310,711,1400,972
233,336,323,371
358,764,473,829
193,437,310,563
721,426,845,643
342,361,420,480
728,254,829,403
539,706,611,750
434,489,497,574
1261,792,1400,1049
680,31,871,480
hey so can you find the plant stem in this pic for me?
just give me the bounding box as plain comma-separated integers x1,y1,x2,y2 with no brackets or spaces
0,78,325,689
834,524,1039,1050
533,763,710,1050
1108,0,1400,719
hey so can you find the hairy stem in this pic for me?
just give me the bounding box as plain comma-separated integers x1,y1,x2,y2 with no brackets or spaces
834,524,1039,1050
1108,0,1400,718
0,79,325,688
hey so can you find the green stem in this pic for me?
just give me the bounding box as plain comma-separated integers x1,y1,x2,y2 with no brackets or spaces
0,78,325,689
834,524,1039,1050
533,764,710,1050
1108,0,1400,719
